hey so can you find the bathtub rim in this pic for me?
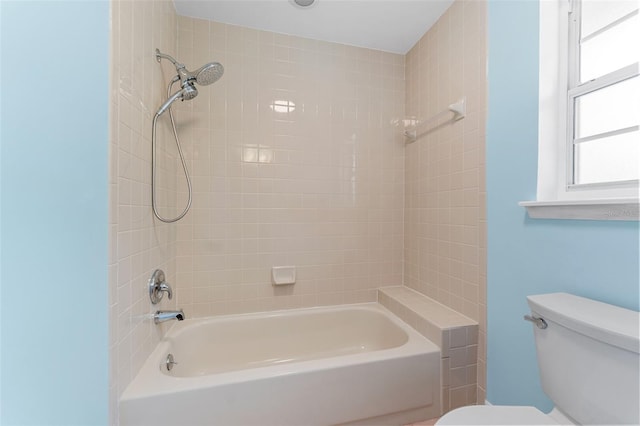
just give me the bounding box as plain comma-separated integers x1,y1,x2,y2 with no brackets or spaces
121,302,440,401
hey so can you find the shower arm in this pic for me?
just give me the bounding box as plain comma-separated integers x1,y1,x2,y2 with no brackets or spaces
156,48,190,82
155,48,183,68
156,48,205,89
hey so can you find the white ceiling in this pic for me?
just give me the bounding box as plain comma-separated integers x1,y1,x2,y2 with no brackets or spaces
172,0,454,54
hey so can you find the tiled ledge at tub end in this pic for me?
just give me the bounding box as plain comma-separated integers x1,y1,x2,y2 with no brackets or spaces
378,286,480,414
377,286,477,341
519,198,639,221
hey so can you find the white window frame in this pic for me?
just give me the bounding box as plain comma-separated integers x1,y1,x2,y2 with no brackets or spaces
520,0,639,220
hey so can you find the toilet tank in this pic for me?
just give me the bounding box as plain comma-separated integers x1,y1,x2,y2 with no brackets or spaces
527,293,639,425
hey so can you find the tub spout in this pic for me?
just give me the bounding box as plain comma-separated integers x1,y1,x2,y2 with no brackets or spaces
154,309,185,324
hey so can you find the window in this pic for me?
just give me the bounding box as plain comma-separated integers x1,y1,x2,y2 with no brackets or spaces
568,0,639,189
522,0,639,220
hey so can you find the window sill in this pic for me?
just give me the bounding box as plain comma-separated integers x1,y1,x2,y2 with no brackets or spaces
519,199,639,221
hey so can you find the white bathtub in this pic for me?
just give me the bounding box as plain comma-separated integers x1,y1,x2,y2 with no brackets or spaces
120,303,441,425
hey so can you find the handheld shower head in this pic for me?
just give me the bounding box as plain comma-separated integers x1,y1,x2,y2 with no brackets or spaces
193,62,224,86
152,49,225,223
156,84,198,116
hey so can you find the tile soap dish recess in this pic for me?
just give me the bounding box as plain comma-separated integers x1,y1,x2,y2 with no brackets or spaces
272,266,296,285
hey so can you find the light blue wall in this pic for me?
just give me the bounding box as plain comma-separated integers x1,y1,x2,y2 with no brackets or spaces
486,0,640,411
0,1,109,424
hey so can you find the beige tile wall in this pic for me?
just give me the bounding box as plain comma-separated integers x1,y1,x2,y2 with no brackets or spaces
172,18,406,317
109,1,489,421
109,0,180,422
403,0,488,404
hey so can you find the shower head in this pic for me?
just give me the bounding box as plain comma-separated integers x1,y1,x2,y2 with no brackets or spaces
193,62,224,86
154,49,224,117
156,49,224,86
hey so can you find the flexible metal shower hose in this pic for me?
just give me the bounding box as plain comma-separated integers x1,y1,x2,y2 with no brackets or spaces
151,78,193,223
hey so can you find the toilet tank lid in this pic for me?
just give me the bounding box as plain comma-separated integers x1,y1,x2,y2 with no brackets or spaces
527,293,639,354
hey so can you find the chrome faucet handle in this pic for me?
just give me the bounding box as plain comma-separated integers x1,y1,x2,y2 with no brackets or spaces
158,282,173,300
149,269,173,304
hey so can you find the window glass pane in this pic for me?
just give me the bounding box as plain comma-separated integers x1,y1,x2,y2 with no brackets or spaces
580,12,639,82
574,130,639,185
581,0,637,39
575,76,639,139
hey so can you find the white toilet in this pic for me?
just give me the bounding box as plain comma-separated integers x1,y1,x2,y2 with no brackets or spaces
437,292,640,425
